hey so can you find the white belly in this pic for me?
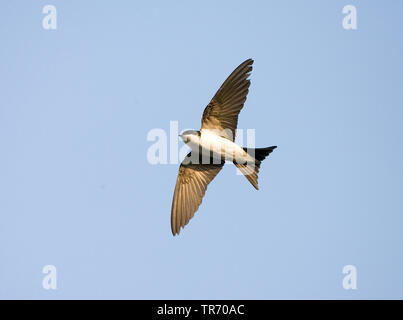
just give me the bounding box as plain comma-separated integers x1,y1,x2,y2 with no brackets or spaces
187,130,254,164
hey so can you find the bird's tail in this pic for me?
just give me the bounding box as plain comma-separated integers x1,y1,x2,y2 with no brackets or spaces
234,146,277,190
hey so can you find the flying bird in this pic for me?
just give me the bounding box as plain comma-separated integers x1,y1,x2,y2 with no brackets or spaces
171,59,277,235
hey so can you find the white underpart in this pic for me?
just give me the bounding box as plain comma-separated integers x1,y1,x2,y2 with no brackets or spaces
185,129,255,164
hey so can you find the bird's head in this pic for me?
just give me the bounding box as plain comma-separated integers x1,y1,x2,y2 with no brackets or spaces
179,130,200,143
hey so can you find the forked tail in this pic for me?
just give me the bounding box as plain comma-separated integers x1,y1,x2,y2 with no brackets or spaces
234,146,277,189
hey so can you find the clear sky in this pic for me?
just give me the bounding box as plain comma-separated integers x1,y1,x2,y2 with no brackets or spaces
0,1,402,299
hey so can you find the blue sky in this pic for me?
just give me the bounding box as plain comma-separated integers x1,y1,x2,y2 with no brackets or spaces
0,1,402,299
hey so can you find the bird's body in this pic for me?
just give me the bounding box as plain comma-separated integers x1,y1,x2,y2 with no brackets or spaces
171,59,277,235
184,129,254,165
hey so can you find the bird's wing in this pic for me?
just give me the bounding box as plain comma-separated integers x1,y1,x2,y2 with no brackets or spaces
201,59,253,141
171,152,224,235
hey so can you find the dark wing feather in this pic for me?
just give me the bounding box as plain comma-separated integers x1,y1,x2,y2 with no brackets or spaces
201,59,253,141
171,152,224,235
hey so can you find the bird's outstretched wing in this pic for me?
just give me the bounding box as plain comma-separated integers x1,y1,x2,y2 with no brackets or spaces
171,152,224,235
201,59,253,141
